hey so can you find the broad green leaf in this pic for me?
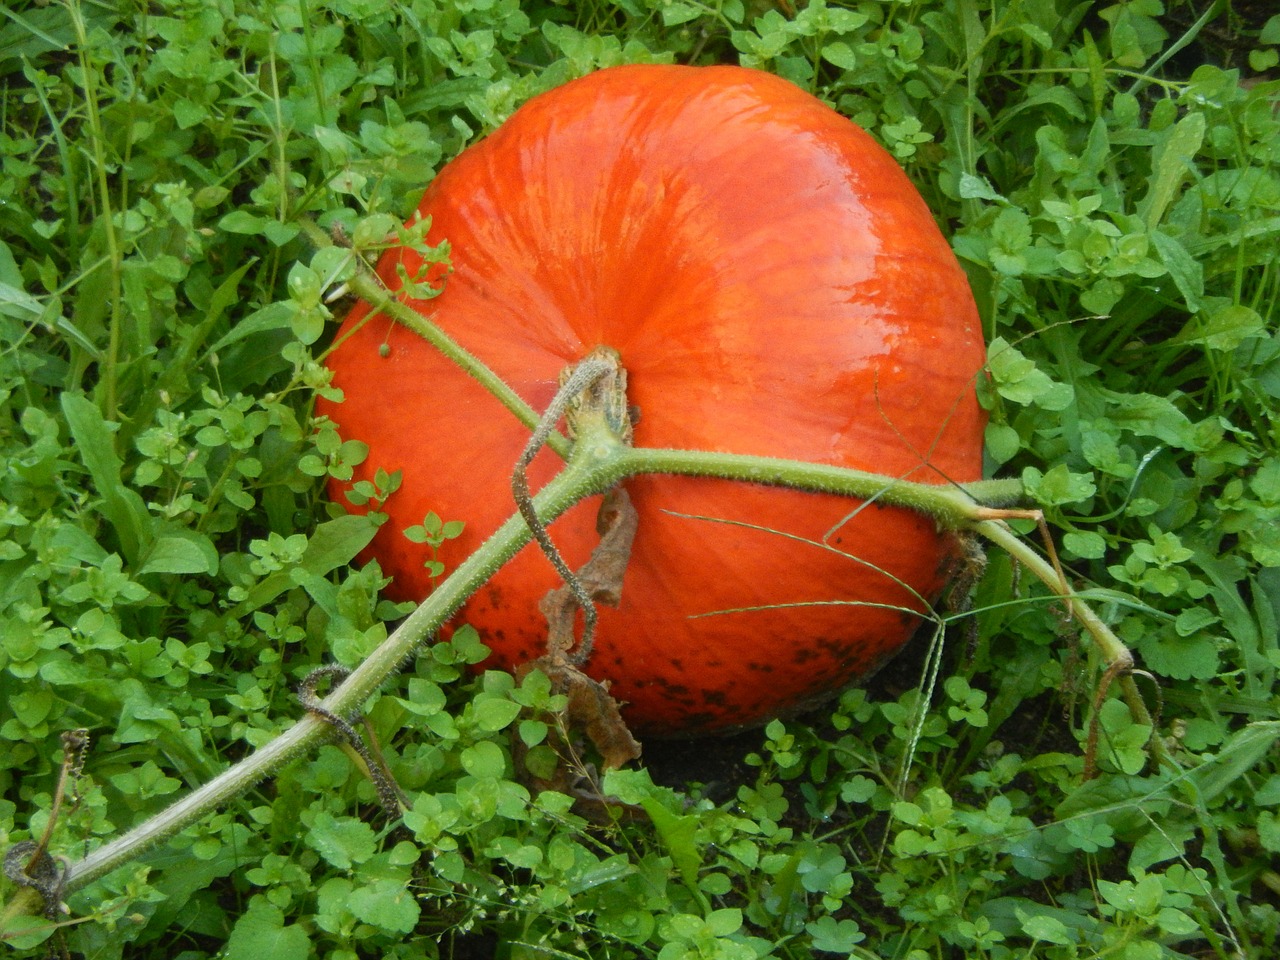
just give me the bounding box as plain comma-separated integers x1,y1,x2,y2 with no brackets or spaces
60,393,152,564
705,907,743,937
473,696,522,733
958,173,1008,202
1022,464,1096,507
138,532,219,576
223,901,310,960
306,811,378,870
219,210,267,234
1149,229,1203,312
1139,112,1206,228
821,41,857,69
642,797,704,897
347,878,421,934
1063,530,1107,559
806,916,865,952
1259,811,1280,853
207,301,296,354
1096,699,1152,775
1097,389,1210,451
300,513,382,576
460,740,507,779
984,422,1021,464
1017,910,1073,945
1173,304,1265,351
1181,722,1280,805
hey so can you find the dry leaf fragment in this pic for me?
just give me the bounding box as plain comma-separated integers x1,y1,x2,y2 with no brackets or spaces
513,487,643,792
538,487,638,661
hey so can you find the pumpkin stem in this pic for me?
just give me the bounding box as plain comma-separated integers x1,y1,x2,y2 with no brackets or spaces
512,348,631,662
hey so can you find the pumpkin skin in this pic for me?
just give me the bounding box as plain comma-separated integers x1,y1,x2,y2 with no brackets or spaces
318,64,986,737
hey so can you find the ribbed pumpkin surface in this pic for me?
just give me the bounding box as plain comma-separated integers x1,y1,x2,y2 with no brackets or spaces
319,64,986,737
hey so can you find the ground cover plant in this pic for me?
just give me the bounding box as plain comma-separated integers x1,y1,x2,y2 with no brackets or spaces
1,0,1278,958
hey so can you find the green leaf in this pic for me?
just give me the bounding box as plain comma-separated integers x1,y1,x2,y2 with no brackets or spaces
958,172,1008,202
0,280,102,358
1021,464,1096,507
806,916,865,952
705,907,743,937
460,740,507,779
1097,389,1210,451
660,2,701,27
1096,699,1151,775
984,422,1021,464
347,878,421,934
1139,112,1205,228
1135,628,1219,680
300,513,382,576
642,798,704,899
821,41,858,69
1148,229,1202,312
60,393,152,564
1173,304,1265,351
208,301,296,354
1259,811,1280,853
1017,910,1073,945
219,210,268,235
264,220,301,246
306,810,378,870
138,532,219,576
473,696,522,733
223,900,310,960
988,337,1073,409
1182,722,1280,805
0,914,58,951
1128,818,1192,869
1063,530,1107,559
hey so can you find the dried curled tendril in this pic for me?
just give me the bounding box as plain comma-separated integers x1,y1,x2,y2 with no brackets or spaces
296,665,406,825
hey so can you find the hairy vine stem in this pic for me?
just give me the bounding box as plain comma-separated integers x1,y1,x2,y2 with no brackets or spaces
2,245,1151,923
2,400,1146,923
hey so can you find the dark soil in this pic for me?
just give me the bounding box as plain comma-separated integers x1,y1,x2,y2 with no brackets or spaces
640,622,946,801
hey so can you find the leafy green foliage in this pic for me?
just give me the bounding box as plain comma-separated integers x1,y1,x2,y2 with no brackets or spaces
2,0,1278,958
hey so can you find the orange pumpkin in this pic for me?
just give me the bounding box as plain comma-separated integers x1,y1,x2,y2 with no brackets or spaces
318,64,986,737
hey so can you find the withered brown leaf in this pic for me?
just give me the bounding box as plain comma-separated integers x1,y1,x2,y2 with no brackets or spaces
517,487,642,773
538,487,638,661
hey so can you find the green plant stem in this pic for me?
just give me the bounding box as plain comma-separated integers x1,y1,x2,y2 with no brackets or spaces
613,448,1025,528
299,220,571,460
15,411,1018,905
3,375,1136,913
45,437,613,898
68,0,124,420
975,518,1162,765
974,520,1130,667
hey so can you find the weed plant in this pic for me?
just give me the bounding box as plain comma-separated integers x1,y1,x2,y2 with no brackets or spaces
1,1,1278,958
